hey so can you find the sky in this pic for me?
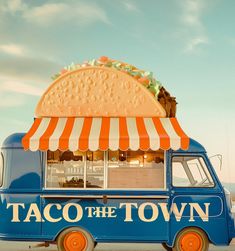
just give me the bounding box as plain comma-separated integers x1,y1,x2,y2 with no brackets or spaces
0,0,235,183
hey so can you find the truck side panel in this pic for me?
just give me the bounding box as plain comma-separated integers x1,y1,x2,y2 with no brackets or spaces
41,197,170,242
0,194,41,240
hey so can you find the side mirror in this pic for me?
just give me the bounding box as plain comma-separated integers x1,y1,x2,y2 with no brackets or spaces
209,154,222,171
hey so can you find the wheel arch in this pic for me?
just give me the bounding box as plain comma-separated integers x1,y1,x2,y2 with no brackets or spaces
166,226,212,248
53,225,96,243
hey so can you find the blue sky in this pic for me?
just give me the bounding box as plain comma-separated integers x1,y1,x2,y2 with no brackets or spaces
0,0,235,182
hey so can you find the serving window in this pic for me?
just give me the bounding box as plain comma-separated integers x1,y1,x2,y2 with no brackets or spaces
108,150,165,189
46,149,165,189
86,151,104,188
47,150,85,188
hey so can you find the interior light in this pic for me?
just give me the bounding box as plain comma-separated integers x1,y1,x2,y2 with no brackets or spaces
130,160,139,165
73,151,81,156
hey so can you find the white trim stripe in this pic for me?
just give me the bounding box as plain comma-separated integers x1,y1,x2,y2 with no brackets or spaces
144,118,160,150
126,118,139,151
29,118,51,151
160,118,181,150
89,118,102,151
49,118,67,151
69,118,84,151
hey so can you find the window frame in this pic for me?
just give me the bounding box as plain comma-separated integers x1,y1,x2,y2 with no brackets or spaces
0,152,4,188
171,154,215,189
45,151,105,190
44,150,167,191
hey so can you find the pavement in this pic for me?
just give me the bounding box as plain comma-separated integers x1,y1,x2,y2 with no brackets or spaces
0,241,235,251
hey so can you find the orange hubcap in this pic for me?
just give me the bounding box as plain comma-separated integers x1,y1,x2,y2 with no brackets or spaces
180,231,203,251
63,231,87,251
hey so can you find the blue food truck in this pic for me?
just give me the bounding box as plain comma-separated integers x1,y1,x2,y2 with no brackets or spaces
0,127,235,251
0,60,234,251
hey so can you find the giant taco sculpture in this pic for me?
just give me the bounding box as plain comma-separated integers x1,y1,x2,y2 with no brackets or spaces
0,57,234,251
36,56,176,118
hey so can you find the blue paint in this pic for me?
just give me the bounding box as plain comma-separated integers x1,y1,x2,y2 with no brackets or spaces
0,133,234,248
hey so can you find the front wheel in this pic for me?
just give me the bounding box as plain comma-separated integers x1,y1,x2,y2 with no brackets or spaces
57,227,94,251
173,227,209,251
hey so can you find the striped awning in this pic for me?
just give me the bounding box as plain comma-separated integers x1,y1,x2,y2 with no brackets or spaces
22,117,189,152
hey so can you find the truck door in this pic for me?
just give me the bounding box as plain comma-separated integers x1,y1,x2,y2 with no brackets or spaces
169,153,227,245
100,150,170,242
108,196,170,242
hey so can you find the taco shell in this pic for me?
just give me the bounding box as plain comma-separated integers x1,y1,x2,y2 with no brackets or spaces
35,66,166,117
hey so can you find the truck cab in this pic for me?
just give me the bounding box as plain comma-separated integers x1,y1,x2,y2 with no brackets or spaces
0,133,235,250
168,139,235,247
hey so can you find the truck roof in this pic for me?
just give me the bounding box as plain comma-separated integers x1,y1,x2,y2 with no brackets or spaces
2,133,26,149
1,133,206,153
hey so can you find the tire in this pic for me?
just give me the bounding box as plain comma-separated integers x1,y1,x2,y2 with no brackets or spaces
57,227,95,251
162,242,173,250
173,227,209,251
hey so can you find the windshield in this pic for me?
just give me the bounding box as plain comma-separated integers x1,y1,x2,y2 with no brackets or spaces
172,156,214,188
0,152,3,187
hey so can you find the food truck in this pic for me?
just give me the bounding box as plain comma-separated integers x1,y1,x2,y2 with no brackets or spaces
0,57,235,251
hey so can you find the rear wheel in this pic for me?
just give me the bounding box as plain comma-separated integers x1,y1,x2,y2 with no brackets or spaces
162,243,173,250
57,227,94,251
173,227,209,251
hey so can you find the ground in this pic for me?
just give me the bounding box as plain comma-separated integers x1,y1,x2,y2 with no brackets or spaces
0,241,235,251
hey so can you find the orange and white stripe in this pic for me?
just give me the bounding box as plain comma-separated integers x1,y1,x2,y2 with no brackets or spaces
22,117,189,152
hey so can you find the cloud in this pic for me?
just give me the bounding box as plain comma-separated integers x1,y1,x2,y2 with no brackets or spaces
0,0,27,14
122,1,140,12
24,2,110,26
0,56,62,83
184,36,208,53
0,75,44,108
178,0,209,53
180,0,204,29
1,1,110,26
0,56,61,106
0,43,25,56
22,3,69,25
1,81,43,96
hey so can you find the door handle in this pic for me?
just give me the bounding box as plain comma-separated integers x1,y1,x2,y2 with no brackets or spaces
103,195,108,204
